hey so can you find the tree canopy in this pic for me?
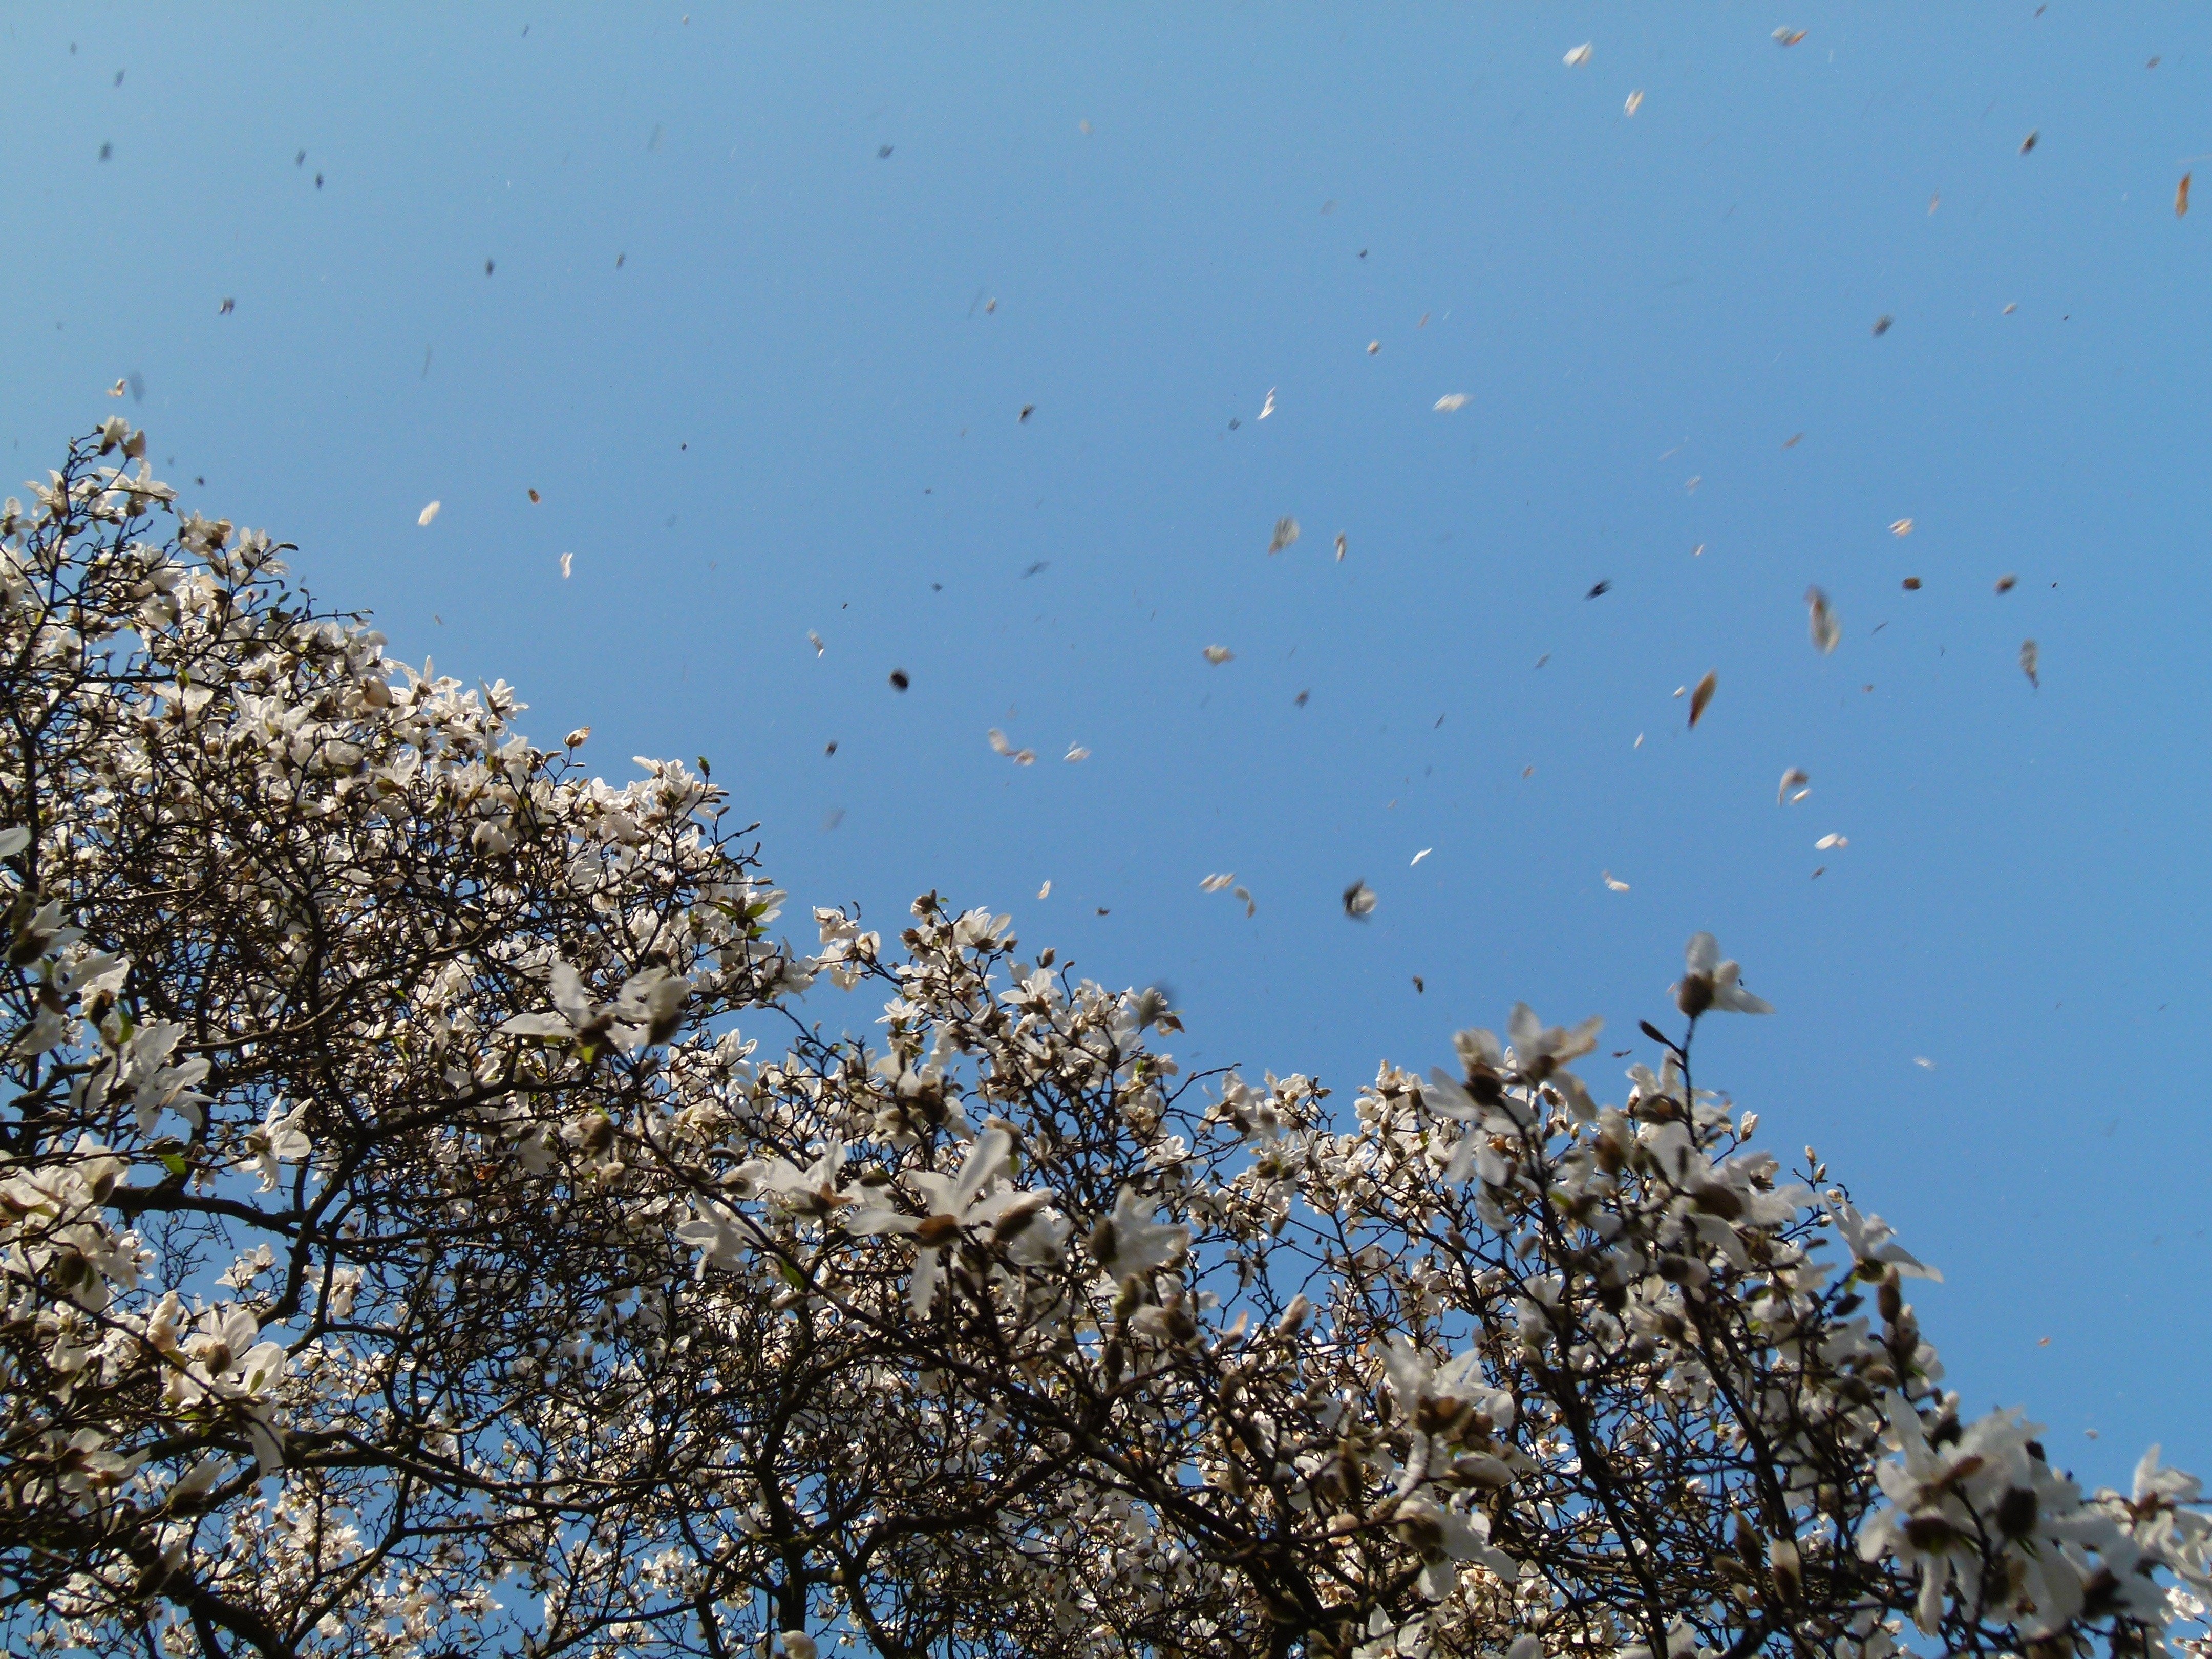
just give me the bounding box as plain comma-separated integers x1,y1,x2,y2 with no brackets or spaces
4,428,2206,1659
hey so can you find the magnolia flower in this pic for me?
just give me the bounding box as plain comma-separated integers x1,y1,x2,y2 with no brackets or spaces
1625,1054,1685,1113
1671,932,1772,1017
114,1020,212,1131
5,895,82,969
1506,1002,1601,1083
846,1129,1066,1313
243,1099,312,1192
674,1198,751,1276
1861,1396,2050,1632
733,1140,856,1220
164,1304,290,1472
1390,1494,1517,1599
1380,1335,1518,1489
1829,1202,1941,1281
1086,1183,1189,1287
63,950,130,1014
1427,1005,1601,1169
163,1456,233,1514
500,959,688,1053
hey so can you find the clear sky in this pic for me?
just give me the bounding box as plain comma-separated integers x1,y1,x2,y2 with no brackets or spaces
6,6,2207,1484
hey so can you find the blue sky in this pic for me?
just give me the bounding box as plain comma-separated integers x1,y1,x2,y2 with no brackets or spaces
7,6,2208,1483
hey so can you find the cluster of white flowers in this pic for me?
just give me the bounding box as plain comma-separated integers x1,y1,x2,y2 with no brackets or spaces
2,428,2201,1659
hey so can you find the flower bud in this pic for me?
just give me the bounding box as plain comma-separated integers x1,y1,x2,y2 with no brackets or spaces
1877,1271,1903,1326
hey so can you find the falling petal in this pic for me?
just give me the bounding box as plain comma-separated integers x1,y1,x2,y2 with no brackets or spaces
1410,848,1431,866
1203,645,1235,665
1778,767,1809,805
1790,788,1810,804
1258,387,1276,420
1037,880,1051,899
1902,576,1921,589
2178,173,2192,218
1624,89,1644,116
1563,41,1592,66
528,487,541,503
1200,874,1236,893
2020,639,2039,688
1806,586,1841,653
1872,315,1894,336
1634,732,1644,748
1334,533,1346,561
1602,870,1631,892
1064,744,1090,762
1913,1056,1937,1070
1815,833,1847,851
1773,27,1806,45
418,500,441,527
1995,574,2017,594
987,729,1037,765
1268,516,1300,554
2019,130,2038,155
808,630,825,655
560,551,573,579
1434,393,1470,412
1889,518,1913,537
1688,670,1717,728
1342,880,1377,918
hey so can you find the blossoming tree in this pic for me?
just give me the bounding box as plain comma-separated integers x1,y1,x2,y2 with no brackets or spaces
3,428,2205,1659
